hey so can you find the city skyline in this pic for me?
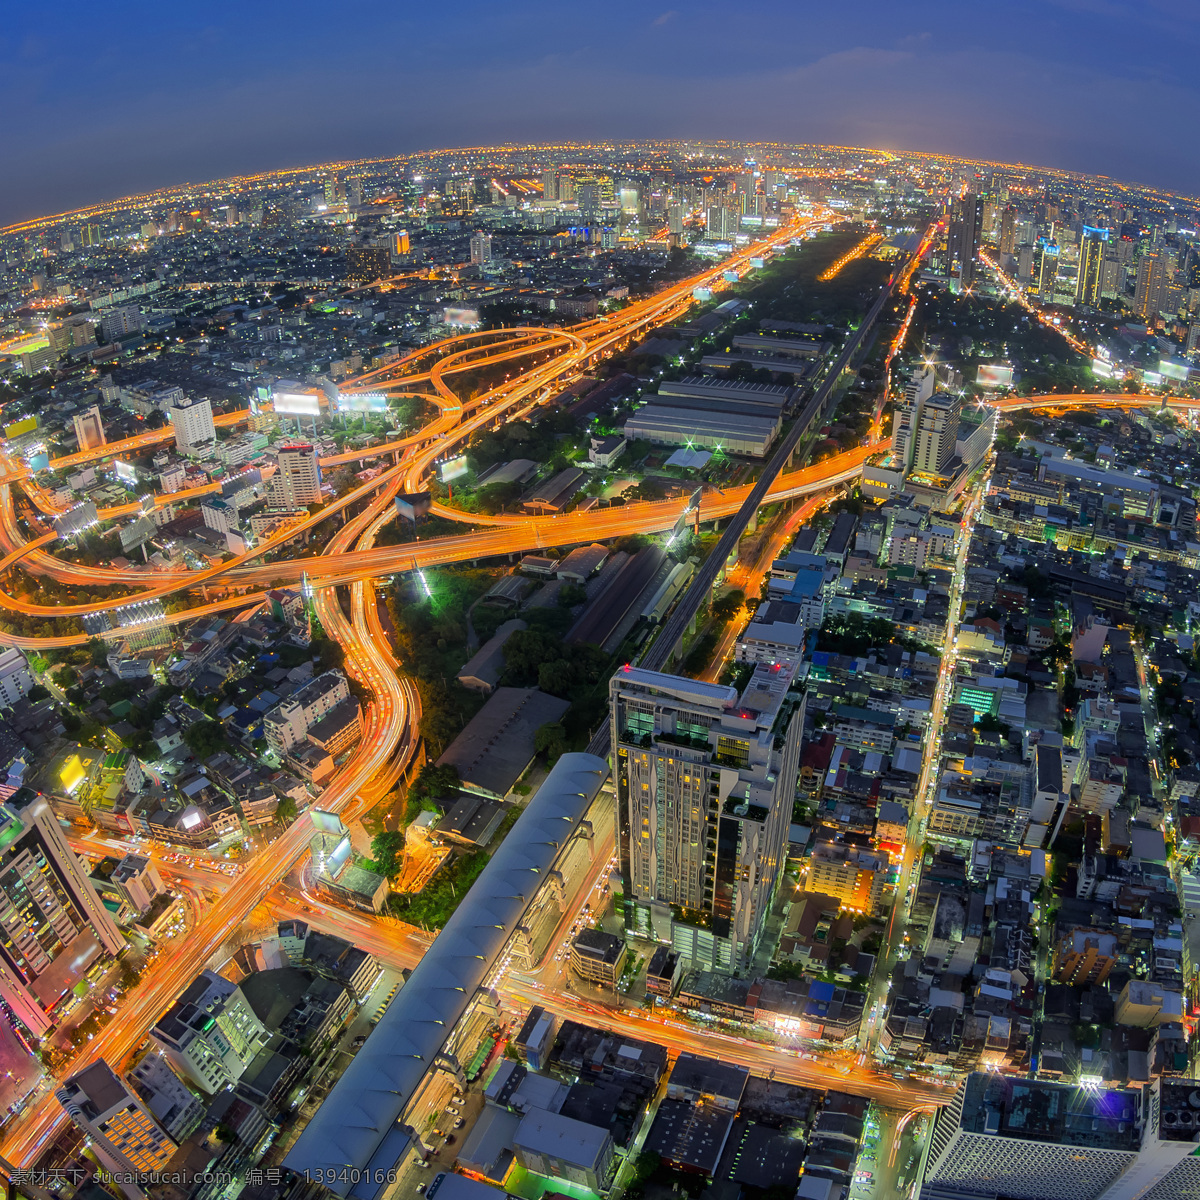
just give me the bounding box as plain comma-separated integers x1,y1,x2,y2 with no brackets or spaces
5,0,1200,223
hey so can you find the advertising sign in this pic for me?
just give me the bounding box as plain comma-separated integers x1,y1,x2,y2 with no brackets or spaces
337,392,389,414
438,456,469,483
273,390,323,416
976,364,1015,389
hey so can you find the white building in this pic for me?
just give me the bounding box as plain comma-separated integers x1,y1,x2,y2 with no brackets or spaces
110,854,165,914
128,1052,205,1141
0,647,34,708
469,232,493,265
262,670,350,753
72,405,106,452
169,396,216,456
150,969,269,1093
268,444,322,509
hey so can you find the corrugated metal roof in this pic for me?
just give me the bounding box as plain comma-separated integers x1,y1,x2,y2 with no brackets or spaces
283,751,608,1196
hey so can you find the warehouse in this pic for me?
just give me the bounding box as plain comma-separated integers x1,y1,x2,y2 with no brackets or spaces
658,375,796,411
623,405,780,457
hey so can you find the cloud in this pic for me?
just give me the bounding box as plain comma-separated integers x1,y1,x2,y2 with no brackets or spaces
652,10,678,26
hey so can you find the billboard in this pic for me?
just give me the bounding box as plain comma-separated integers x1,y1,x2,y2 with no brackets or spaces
1159,358,1190,382
26,451,49,473
1091,357,1114,379
310,810,347,835
4,416,38,439
395,492,432,522
119,517,155,552
438,455,469,483
693,287,713,301
976,364,1015,389
443,306,481,327
337,392,388,414
273,390,323,416
114,460,139,486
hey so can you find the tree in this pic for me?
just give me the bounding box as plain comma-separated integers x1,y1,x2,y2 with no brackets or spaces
535,722,567,763
184,720,226,759
407,763,460,807
712,589,745,622
26,683,50,703
370,831,406,879
275,795,298,825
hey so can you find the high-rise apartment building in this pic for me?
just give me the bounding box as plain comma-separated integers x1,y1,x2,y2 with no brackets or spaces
168,396,215,456
57,1060,178,1187
1135,251,1170,321
392,230,411,257
72,404,106,452
912,391,961,476
150,969,269,1093
1076,226,1108,307
667,204,685,235
541,171,558,201
0,646,34,708
610,662,805,971
268,444,322,509
469,231,493,265
998,206,1017,256
0,789,125,1036
807,843,888,913
99,305,146,343
890,365,936,474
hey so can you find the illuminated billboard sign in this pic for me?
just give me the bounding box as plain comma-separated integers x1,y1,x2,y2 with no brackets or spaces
395,492,431,522
4,416,38,439
438,455,469,483
114,460,139,485
693,287,713,301
976,364,1015,389
1159,359,1190,382
443,306,481,327
273,390,323,416
26,451,49,473
336,392,389,414
1091,358,1114,379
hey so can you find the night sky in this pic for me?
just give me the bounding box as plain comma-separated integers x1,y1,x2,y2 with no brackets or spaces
3,0,1198,224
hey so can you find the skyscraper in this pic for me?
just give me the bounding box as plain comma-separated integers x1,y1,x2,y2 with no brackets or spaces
469,231,493,265
705,206,736,241
541,171,557,201
269,444,322,509
1034,239,1060,300
998,206,1017,256
947,192,983,288
0,789,125,1036
1076,226,1108,307
667,204,685,236
913,391,962,476
610,661,805,971
168,396,215,456
1135,251,1169,321
891,365,936,473
72,404,106,452
57,1060,178,1189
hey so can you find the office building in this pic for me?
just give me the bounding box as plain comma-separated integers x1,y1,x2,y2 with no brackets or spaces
1076,226,1108,307
168,396,215,456
150,969,269,1093
268,443,322,509
668,204,685,235
0,647,34,708
610,661,806,971
947,192,983,288
1135,252,1170,321
913,391,961,476
57,1060,177,1186
541,171,558,201
923,1072,1141,1200
110,854,165,915
569,929,627,988
0,788,125,1036
470,232,493,266
72,405,106,452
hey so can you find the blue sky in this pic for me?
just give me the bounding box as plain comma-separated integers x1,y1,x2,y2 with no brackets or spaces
2,0,1198,223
